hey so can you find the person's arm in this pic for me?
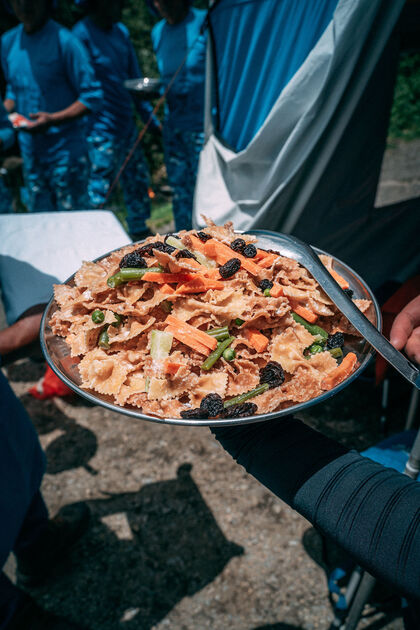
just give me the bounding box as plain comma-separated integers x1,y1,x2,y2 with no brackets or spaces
24,31,103,134
25,101,90,132
390,294,420,363
0,305,44,364
211,416,420,601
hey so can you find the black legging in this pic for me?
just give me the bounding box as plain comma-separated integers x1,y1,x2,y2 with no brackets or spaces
211,417,420,602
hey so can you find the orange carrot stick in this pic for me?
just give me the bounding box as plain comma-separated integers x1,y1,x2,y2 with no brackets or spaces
203,240,261,276
165,325,211,355
165,315,218,350
189,234,210,254
175,277,224,294
142,272,193,283
321,352,358,390
244,328,269,352
269,282,284,298
329,269,350,290
292,304,318,323
164,361,183,375
160,283,175,294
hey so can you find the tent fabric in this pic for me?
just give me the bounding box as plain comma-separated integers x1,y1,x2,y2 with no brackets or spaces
194,0,414,289
208,0,339,152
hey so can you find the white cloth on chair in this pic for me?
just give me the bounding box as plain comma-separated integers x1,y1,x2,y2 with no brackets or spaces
0,211,131,325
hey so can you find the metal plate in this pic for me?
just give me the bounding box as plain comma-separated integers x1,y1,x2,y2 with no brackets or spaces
41,232,381,427
124,78,162,100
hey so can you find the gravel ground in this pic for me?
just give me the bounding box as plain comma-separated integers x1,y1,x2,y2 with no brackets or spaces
2,139,419,630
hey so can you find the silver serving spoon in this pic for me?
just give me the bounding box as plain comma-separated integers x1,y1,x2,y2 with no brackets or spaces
248,229,420,390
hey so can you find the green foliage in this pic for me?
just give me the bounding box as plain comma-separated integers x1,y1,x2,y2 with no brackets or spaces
388,52,420,140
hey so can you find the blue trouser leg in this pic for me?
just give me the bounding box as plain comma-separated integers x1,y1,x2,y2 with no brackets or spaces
22,143,89,212
87,131,151,234
50,152,90,211
0,373,47,626
0,176,13,213
120,131,151,235
164,127,204,232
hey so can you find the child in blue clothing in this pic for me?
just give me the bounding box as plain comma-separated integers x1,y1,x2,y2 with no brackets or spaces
151,0,207,231
1,0,102,213
73,0,161,240
0,103,14,213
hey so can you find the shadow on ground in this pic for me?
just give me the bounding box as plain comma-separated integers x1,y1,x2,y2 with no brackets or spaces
29,464,244,630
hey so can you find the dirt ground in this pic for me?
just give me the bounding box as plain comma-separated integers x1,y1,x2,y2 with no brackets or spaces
2,139,419,630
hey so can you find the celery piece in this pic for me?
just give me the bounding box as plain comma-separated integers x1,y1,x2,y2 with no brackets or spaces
166,234,216,268
165,235,185,250
192,250,217,269
150,330,173,360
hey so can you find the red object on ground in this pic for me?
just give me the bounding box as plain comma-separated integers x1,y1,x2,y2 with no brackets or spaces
29,365,73,399
375,275,420,385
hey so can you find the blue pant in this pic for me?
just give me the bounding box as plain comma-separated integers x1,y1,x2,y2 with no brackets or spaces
0,373,47,627
87,129,151,235
22,148,89,213
163,127,204,231
0,176,13,214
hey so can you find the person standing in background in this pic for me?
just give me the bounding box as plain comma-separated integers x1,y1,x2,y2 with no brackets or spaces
151,0,206,231
73,0,161,242
1,0,102,213
0,102,14,213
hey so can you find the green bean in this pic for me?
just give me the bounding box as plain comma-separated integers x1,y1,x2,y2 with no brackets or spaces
329,347,343,359
307,342,324,355
111,313,122,327
206,326,230,341
223,383,269,408
291,312,328,339
234,318,245,326
91,309,105,324
107,266,162,288
222,347,236,361
160,300,173,314
98,325,110,349
201,336,234,371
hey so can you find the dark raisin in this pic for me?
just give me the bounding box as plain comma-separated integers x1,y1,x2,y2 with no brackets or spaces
230,238,246,253
180,408,210,420
326,332,345,349
259,279,273,292
136,241,175,256
196,231,211,242
175,249,196,260
243,243,257,258
259,361,285,389
221,402,257,418
219,258,241,279
119,251,147,269
344,288,354,298
200,393,224,417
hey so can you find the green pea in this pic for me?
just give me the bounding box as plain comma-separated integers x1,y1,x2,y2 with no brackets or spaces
223,347,236,361
91,309,105,324
263,288,271,297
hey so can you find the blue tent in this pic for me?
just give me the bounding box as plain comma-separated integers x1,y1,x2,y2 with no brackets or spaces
194,0,419,289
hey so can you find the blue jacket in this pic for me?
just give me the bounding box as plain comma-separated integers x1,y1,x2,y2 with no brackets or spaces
73,17,159,139
152,8,206,132
1,19,102,160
